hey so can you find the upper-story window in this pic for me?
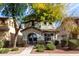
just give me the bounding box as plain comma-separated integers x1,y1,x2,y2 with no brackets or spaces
0,20,8,25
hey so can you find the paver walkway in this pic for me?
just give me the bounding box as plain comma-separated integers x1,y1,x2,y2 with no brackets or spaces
20,45,34,55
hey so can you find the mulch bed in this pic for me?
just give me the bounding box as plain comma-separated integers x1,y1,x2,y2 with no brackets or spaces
31,49,79,54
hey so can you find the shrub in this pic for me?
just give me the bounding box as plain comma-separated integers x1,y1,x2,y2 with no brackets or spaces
46,42,56,50
4,40,10,48
36,47,44,52
36,44,45,52
54,40,59,45
46,41,53,44
37,40,45,44
0,40,4,48
34,44,40,49
10,48,19,51
0,48,9,54
61,39,68,47
68,39,79,49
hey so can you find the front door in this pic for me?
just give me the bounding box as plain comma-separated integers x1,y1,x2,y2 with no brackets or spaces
28,33,37,45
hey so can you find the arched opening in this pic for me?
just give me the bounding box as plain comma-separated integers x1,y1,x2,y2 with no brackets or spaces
27,33,37,45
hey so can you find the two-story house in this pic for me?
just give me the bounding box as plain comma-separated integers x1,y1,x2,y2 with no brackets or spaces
0,17,23,47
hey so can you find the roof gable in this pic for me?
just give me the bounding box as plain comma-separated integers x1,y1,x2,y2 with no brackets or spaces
21,27,42,32
21,27,59,33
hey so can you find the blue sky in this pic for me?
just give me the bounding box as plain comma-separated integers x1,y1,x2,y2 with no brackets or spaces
66,3,79,17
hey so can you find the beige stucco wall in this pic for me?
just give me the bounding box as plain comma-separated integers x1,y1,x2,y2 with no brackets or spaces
0,31,11,40
22,28,44,42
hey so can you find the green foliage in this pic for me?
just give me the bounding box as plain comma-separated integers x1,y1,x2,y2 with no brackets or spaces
46,41,53,44
25,3,65,23
46,42,56,50
34,44,39,49
36,47,44,52
61,39,68,47
0,40,4,48
37,40,45,44
0,48,9,54
35,41,56,52
1,3,27,18
68,39,79,49
36,44,45,52
10,48,19,51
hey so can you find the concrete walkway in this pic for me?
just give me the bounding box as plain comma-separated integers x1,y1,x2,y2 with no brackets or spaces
20,45,34,55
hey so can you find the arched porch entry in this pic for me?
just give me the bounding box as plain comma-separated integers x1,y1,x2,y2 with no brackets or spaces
27,33,37,45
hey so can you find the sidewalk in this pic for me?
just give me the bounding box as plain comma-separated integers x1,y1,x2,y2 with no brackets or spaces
20,46,34,55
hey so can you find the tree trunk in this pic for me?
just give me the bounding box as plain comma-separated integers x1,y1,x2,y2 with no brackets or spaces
13,29,20,48
13,18,21,48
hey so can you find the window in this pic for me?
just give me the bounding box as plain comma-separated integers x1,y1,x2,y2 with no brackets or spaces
51,33,53,36
44,33,51,42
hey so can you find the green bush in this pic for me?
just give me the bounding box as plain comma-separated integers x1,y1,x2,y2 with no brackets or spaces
36,47,44,52
46,42,56,50
61,39,68,47
37,40,45,44
0,40,4,48
0,48,9,54
46,41,53,44
10,48,19,51
34,44,40,49
4,40,10,48
68,39,79,49
36,44,45,52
